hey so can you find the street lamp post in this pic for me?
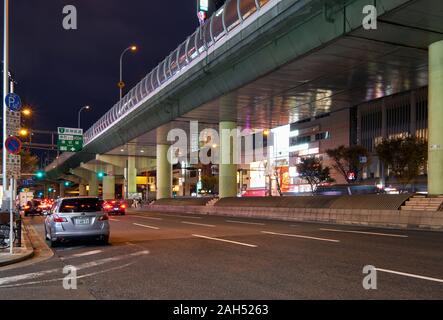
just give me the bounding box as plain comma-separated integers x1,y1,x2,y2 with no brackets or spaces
77,105,91,129
119,45,137,99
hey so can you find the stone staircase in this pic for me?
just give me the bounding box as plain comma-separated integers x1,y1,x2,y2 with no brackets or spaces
401,195,443,211
206,198,219,206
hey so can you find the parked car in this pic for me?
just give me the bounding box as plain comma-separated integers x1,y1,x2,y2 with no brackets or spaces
44,197,110,247
314,184,384,196
103,200,126,215
23,199,44,216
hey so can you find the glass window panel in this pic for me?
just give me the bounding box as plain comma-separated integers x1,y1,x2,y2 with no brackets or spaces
187,31,198,61
169,49,179,75
259,0,269,7
164,57,172,80
211,7,226,41
178,42,188,68
240,0,258,20
196,26,206,54
152,67,159,89
204,17,214,48
158,61,166,84
146,72,153,93
224,0,241,31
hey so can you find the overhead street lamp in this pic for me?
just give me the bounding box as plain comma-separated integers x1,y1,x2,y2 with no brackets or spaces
77,105,91,129
119,45,137,99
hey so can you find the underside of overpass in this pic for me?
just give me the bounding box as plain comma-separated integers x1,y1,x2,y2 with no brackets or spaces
47,0,443,198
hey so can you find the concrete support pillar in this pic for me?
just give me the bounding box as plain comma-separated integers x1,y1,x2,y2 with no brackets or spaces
127,156,137,196
156,144,172,199
219,121,238,198
59,183,65,198
102,176,116,200
79,184,87,196
428,40,443,195
88,175,99,197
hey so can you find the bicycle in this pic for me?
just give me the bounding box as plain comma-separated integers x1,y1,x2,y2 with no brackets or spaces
0,223,16,249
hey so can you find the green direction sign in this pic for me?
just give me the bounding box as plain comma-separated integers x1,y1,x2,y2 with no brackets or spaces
57,127,83,152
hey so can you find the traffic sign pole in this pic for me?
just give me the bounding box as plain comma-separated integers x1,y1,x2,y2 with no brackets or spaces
3,0,10,197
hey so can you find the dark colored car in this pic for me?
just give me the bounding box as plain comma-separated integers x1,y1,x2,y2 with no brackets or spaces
103,200,126,215
23,199,44,216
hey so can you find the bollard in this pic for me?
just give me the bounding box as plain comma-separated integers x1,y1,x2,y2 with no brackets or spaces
15,218,21,247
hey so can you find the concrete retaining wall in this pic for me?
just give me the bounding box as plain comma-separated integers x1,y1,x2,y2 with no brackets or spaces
138,205,443,231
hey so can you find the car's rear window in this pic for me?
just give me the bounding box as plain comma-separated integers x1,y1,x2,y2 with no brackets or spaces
60,198,102,213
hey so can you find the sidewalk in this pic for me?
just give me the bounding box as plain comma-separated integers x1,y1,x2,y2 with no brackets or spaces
0,221,34,267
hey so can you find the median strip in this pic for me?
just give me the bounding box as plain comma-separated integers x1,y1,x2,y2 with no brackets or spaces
261,231,340,243
182,221,215,228
319,228,408,238
133,223,160,230
192,234,257,248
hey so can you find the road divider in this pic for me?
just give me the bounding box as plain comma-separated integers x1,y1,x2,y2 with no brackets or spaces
192,234,257,248
261,231,340,243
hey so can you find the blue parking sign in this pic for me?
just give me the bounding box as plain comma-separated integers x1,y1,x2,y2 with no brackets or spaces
5,93,22,111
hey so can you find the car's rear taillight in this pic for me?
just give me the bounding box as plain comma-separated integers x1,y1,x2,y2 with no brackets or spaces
24,205,30,210
98,214,109,221
53,214,67,223
120,204,126,209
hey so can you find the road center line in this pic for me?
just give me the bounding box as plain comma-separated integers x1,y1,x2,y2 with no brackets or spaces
261,231,340,243
226,220,265,226
319,228,408,238
182,221,215,227
376,268,443,283
133,223,160,230
192,234,257,248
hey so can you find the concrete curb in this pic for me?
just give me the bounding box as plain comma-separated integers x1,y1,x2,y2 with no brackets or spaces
133,205,443,232
0,221,35,267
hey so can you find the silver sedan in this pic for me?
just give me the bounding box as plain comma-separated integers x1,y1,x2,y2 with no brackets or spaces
44,197,110,247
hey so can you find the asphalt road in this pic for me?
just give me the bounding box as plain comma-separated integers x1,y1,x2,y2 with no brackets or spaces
0,209,442,299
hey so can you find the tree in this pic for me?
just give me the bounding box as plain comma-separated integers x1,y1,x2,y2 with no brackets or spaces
201,175,218,193
20,149,39,174
375,136,427,192
296,157,334,193
326,145,370,183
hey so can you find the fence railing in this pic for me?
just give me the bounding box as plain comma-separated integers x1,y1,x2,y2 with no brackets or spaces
83,0,274,145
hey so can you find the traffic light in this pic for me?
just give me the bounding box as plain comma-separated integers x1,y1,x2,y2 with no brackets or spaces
35,170,45,179
64,181,71,187
48,187,53,192
97,171,107,179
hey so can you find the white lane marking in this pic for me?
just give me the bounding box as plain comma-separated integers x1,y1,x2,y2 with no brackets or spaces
162,214,202,219
192,234,257,248
226,220,265,226
261,231,340,243
133,223,159,230
71,250,103,258
0,250,149,286
319,228,408,238
109,218,120,221
132,215,163,221
376,268,443,284
0,263,134,289
181,221,215,228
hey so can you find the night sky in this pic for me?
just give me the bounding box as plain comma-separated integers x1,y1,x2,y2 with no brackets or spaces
1,0,199,132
